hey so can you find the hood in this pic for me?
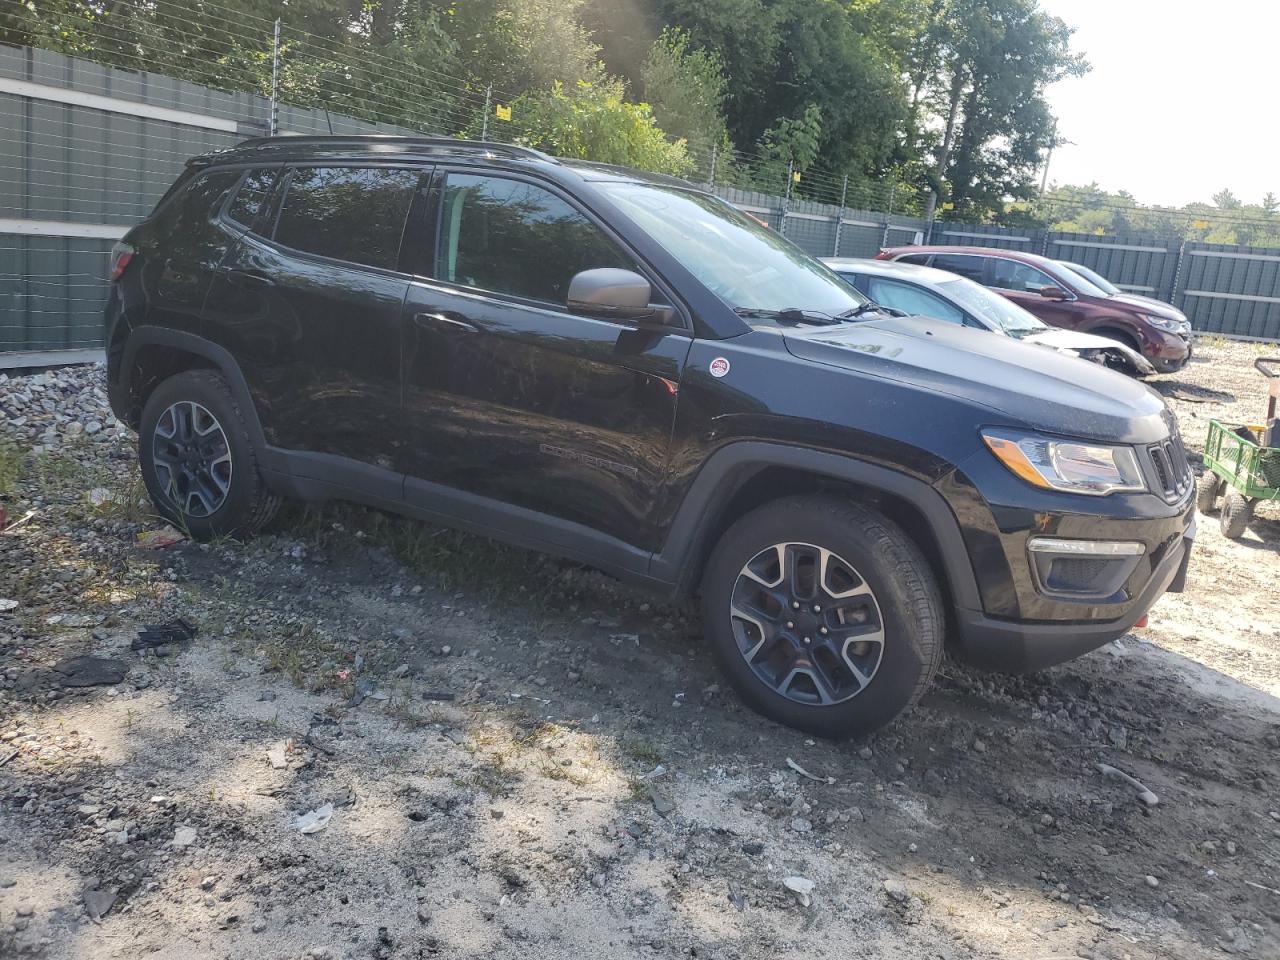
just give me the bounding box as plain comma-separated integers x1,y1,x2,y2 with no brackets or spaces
782,315,1169,444
1109,293,1187,321
1021,328,1156,376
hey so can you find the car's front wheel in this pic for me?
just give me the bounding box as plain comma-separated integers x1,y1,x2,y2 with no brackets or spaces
139,370,280,541
701,495,943,738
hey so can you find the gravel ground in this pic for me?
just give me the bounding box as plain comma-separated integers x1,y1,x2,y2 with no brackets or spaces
0,340,1278,960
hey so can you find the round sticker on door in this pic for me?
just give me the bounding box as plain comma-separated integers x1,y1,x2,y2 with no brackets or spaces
709,357,731,378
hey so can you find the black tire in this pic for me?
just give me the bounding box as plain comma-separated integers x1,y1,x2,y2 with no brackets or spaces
139,370,280,541
1219,490,1254,540
700,495,943,739
1195,471,1223,515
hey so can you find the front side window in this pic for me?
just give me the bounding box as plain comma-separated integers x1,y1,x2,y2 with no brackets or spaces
599,181,868,315
867,277,965,324
274,166,418,270
227,167,280,233
437,173,635,305
929,254,986,284
988,257,1057,293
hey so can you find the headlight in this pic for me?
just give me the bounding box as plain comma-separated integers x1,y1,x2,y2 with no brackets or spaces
1142,313,1181,333
981,430,1146,496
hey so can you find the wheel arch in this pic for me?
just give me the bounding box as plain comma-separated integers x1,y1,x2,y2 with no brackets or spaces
116,328,266,451
654,443,980,612
1088,324,1142,353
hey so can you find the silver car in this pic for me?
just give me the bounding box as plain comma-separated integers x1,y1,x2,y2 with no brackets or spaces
823,258,1155,377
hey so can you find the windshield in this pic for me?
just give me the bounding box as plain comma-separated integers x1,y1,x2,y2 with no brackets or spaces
598,182,869,316
1060,261,1120,296
937,276,1046,337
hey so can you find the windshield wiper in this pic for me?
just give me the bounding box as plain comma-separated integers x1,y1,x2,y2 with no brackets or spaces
836,303,907,320
734,307,841,326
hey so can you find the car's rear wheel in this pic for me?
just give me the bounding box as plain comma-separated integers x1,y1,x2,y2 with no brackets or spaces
701,495,943,738
139,370,280,541
1196,471,1223,515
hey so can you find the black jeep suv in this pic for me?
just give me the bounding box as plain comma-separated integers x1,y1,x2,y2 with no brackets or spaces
105,136,1196,737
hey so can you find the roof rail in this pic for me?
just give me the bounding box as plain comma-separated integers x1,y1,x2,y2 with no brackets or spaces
231,134,558,164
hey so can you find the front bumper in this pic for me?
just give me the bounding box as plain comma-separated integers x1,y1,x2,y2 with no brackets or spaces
952,518,1194,672
1149,329,1192,372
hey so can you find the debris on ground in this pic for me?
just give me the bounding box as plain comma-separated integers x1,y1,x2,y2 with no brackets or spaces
51,655,127,687
136,526,185,549
782,876,814,907
786,756,835,784
1096,762,1160,807
295,803,334,834
82,887,117,921
131,617,198,651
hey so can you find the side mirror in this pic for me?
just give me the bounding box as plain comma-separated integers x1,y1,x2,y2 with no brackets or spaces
567,268,673,324
1038,284,1068,300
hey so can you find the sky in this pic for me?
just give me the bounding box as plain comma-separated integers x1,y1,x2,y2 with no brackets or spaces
1038,0,1280,208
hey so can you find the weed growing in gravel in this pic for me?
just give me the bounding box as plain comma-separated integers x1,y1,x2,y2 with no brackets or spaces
0,436,20,496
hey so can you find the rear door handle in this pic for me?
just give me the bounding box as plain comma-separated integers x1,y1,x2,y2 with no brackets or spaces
224,269,275,290
414,312,479,334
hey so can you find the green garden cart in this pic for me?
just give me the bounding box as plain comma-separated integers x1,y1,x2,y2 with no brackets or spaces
1197,357,1280,538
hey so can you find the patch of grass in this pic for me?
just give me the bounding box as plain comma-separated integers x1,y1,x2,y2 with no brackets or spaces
618,734,664,767
0,436,21,497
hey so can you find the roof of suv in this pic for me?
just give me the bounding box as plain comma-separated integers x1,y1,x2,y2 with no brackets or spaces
196,135,698,191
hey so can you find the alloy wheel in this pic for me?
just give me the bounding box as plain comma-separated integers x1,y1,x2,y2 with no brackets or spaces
151,400,233,518
729,542,885,705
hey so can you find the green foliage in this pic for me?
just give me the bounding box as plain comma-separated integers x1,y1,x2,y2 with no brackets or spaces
1037,183,1280,248
8,0,1096,219
507,79,694,176
640,27,731,157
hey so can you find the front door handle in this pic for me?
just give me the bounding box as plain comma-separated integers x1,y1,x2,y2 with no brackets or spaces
414,312,479,334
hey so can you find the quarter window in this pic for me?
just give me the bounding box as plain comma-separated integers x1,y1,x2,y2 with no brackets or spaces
988,257,1057,293
274,166,418,270
227,167,280,233
436,173,634,305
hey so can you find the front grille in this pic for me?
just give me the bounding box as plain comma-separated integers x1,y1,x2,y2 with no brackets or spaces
1146,409,1192,502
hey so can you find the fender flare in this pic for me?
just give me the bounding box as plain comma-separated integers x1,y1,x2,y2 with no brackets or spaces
116,327,268,451
651,442,981,610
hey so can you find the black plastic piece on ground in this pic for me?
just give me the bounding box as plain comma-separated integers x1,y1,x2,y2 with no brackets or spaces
132,617,198,650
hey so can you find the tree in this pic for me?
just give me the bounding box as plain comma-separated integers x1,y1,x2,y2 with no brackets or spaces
639,27,731,158
428,0,604,94
1212,188,1241,210
505,78,693,176
912,0,1088,221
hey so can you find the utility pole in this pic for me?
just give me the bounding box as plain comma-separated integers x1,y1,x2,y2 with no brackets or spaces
780,161,794,237
1039,120,1058,198
832,174,848,256
269,18,281,136
481,84,492,141
708,144,718,190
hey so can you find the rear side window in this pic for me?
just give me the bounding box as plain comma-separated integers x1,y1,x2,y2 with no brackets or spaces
929,254,985,283
896,253,931,266
227,167,281,233
274,166,418,270
868,277,965,324
436,173,634,305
